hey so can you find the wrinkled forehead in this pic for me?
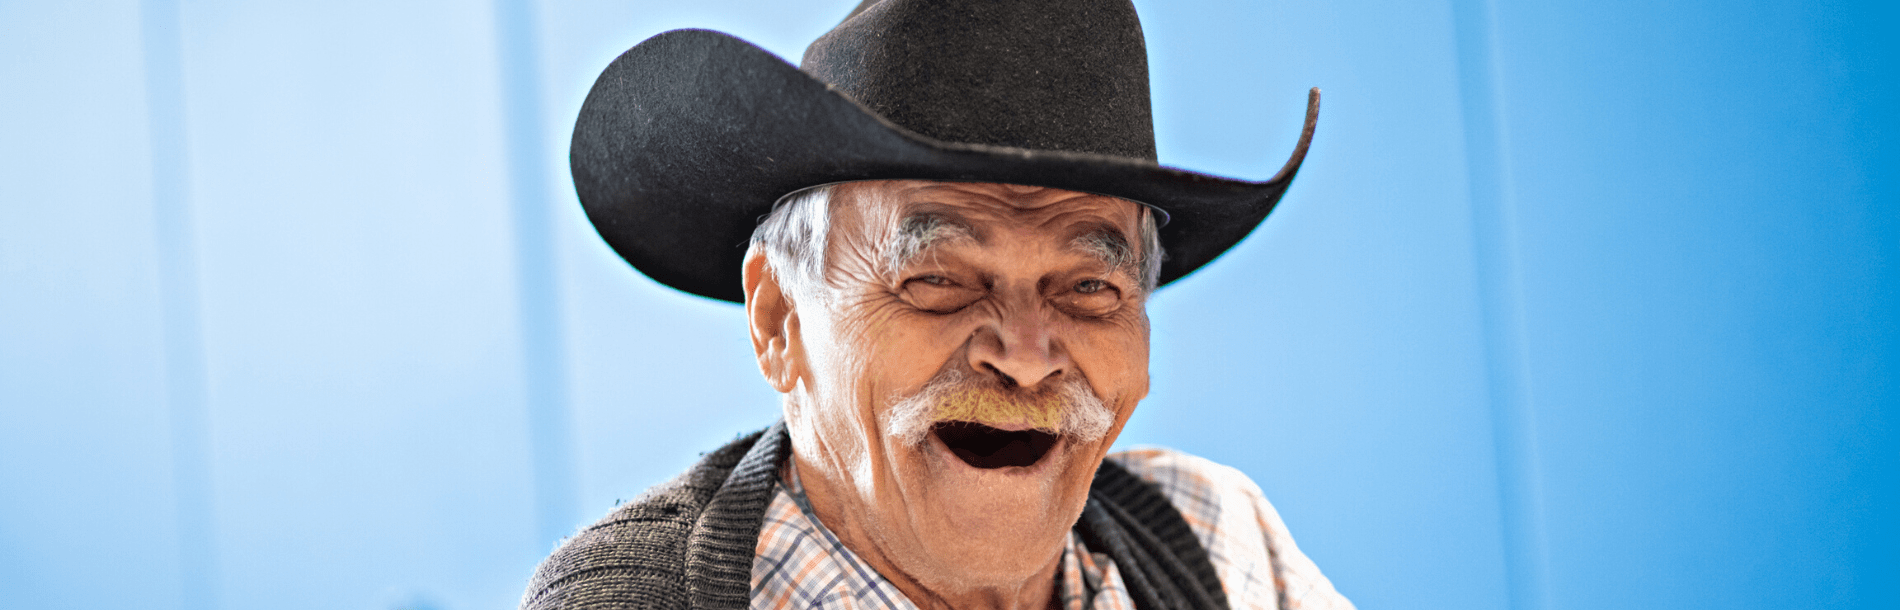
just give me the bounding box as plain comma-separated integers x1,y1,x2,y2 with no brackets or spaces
833,180,1144,242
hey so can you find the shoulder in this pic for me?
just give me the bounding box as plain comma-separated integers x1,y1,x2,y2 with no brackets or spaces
518,430,766,610
1106,447,1356,610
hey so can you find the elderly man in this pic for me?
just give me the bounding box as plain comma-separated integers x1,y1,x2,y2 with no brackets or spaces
522,1,1351,609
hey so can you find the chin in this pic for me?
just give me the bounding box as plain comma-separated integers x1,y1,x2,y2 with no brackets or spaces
877,422,1106,589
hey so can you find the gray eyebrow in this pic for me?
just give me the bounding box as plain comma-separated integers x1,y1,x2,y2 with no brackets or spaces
1069,224,1137,274
885,212,977,276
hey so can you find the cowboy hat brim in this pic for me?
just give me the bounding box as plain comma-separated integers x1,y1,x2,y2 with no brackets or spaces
572,28,1318,303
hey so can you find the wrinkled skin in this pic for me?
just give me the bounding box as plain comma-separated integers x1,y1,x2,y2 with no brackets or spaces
743,181,1152,610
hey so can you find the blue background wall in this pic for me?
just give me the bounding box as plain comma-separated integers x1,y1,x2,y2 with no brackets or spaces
1,1,1892,609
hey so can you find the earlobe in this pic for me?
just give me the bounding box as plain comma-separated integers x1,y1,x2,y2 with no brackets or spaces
744,248,802,393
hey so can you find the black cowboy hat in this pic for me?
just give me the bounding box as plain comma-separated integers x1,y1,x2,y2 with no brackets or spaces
572,0,1319,303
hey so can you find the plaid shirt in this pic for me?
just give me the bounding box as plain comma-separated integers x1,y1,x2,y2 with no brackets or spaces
750,447,1354,610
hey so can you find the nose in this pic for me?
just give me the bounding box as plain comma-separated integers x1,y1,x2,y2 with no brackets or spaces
966,304,1071,389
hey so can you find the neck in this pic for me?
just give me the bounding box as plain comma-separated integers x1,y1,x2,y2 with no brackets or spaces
790,455,1063,610
879,557,1061,610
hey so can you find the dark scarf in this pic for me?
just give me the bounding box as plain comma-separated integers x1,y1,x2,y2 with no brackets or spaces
519,422,1228,610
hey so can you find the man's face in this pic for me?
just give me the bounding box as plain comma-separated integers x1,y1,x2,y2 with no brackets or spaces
749,180,1152,596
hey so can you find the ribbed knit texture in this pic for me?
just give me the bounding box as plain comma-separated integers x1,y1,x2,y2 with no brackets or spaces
1082,460,1230,610
518,422,1225,610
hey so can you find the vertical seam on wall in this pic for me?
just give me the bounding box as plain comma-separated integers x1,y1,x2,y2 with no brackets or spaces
1449,0,1552,608
143,0,218,607
495,0,578,549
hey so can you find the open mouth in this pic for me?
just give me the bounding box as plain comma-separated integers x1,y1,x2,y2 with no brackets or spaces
932,421,1060,469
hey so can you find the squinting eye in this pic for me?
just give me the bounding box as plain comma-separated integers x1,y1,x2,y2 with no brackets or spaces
1052,277,1122,317
903,275,984,313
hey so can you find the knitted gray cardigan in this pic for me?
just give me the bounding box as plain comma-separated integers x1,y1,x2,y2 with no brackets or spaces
519,422,1228,610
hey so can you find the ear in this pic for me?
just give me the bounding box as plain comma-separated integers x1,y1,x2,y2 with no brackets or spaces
744,246,803,393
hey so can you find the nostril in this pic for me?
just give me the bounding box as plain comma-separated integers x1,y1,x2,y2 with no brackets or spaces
982,363,1019,389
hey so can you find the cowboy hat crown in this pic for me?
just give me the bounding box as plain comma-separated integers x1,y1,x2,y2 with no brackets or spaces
572,0,1318,302
804,0,1155,159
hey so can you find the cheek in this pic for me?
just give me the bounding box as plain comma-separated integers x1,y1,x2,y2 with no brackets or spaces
804,305,969,433
863,312,976,381
786,309,870,441
1067,318,1151,401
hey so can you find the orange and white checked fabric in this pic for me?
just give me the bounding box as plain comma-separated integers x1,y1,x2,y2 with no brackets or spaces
750,448,1354,610
1109,448,1355,610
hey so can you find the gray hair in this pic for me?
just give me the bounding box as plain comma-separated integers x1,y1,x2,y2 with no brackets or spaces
749,185,836,301
749,183,1165,299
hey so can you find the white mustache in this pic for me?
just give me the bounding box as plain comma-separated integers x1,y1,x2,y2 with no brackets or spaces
881,368,1115,448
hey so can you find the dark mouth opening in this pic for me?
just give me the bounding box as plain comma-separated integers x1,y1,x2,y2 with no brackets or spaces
933,421,1059,469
